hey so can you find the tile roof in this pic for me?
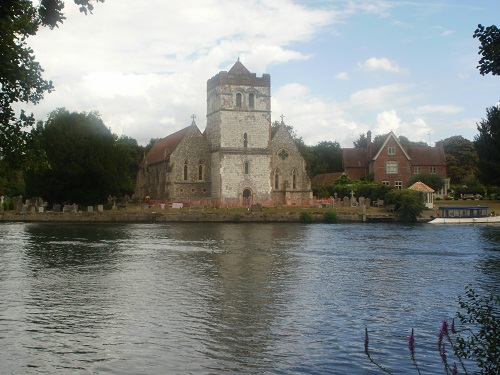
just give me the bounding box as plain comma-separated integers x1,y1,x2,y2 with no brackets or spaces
228,59,251,76
145,125,193,165
343,148,368,168
406,146,445,165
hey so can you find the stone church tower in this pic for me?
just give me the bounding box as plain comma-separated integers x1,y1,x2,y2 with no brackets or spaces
205,59,272,204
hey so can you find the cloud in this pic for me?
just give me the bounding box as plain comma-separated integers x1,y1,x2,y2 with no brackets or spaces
334,71,349,80
357,57,406,73
412,104,464,115
348,84,411,110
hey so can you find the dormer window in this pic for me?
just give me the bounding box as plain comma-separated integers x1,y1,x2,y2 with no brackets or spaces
236,93,242,108
388,147,396,155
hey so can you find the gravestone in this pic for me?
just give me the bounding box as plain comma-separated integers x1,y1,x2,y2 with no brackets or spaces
53,203,61,212
87,206,93,212
13,196,23,212
97,205,104,212
343,196,350,207
38,207,44,213
365,198,371,207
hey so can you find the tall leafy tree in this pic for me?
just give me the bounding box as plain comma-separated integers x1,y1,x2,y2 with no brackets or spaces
474,106,500,185
436,136,479,185
407,172,444,192
25,108,130,206
0,0,102,174
473,24,500,76
353,133,368,148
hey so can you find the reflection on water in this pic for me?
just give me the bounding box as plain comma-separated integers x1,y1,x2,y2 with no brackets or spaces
0,222,499,374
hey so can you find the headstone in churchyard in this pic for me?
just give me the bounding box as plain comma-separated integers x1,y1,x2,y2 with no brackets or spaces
98,205,104,212
359,197,365,206
14,196,23,212
365,198,371,207
343,196,350,207
31,206,36,213
38,207,44,213
88,206,93,212
53,203,61,212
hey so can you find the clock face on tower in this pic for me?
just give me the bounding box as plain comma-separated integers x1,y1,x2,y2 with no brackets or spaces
277,149,289,160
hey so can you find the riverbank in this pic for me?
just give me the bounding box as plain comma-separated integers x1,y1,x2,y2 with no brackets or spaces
0,207,423,223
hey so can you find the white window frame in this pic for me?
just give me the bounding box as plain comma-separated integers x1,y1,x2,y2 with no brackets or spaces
429,166,437,174
386,161,398,174
414,166,421,174
388,146,396,155
395,181,403,190
382,181,390,186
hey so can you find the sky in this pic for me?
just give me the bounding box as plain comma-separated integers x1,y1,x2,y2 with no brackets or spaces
20,0,500,147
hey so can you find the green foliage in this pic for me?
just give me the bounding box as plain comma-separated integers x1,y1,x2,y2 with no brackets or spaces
407,172,444,192
323,210,338,223
436,135,479,184
385,189,425,222
313,181,393,202
24,108,138,206
300,212,314,223
353,133,368,148
473,24,500,76
1,0,102,173
454,285,500,374
474,106,500,185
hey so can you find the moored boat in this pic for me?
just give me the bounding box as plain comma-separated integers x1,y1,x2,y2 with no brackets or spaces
429,205,500,224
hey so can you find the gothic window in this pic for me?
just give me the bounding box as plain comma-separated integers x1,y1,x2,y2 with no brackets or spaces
274,170,280,190
249,93,254,109
236,93,242,108
244,161,249,175
183,161,188,181
277,149,289,160
243,132,248,147
292,169,297,190
198,164,203,181
386,161,398,174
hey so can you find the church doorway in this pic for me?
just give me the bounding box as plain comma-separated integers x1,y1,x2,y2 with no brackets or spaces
242,188,252,206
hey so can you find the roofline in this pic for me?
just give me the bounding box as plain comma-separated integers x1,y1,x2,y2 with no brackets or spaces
372,131,411,161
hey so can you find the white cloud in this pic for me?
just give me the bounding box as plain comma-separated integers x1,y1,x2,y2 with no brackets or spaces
334,71,349,80
412,105,463,114
358,57,406,73
348,84,411,110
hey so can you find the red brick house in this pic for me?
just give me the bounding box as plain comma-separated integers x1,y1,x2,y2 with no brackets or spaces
342,131,449,195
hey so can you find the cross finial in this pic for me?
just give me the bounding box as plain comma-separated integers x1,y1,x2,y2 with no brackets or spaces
280,114,285,124
191,114,196,125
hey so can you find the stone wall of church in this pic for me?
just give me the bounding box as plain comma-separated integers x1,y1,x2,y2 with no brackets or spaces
218,153,272,199
271,126,313,202
170,126,212,200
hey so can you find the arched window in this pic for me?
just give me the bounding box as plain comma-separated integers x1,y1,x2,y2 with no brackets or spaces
183,161,188,181
274,170,280,190
244,161,249,175
243,132,248,147
198,164,203,181
292,169,297,190
249,93,254,109
236,93,242,108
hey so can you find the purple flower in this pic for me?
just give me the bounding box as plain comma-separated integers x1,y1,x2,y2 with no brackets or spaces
408,328,415,357
438,320,448,342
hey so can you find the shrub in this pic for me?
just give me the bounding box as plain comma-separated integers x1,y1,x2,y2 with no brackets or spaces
385,189,425,222
300,212,314,223
323,210,338,223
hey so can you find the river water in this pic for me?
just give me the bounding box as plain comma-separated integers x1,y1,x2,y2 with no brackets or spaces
0,222,499,374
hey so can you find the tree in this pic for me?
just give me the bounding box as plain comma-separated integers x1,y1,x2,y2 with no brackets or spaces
436,136,479,185
474,106,500,185
473,24,500,76
0,0,102,173
407,172,444,192
24,108,132,206
353,133,368,148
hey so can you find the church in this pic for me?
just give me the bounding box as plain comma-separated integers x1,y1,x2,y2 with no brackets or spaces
135,60,312,207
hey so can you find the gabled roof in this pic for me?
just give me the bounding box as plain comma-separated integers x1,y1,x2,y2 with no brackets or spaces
343,148,369,168
408,181,435,193
228,59,251,76
145,125,193,165
372,131,411,160
406,145,446,165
